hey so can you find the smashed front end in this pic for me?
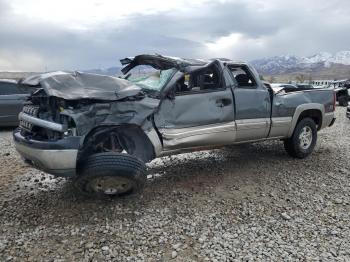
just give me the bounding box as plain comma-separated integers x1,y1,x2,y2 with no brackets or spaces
13,71,161,177
13,54,200,177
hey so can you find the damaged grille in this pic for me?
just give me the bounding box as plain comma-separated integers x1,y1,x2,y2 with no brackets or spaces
19,105,40,131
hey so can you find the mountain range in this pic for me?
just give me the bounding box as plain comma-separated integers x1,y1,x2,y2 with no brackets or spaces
250,51,350,80
86,51,350,81
1,51,350,81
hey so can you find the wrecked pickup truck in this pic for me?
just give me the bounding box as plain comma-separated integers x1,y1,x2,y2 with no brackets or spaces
14,54,336,196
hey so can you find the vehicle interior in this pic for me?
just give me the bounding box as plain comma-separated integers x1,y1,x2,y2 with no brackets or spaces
227,65,257,88
175,64,223,94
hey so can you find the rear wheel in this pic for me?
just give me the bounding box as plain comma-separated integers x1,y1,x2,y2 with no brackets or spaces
75,152,146,197
284,117,317,158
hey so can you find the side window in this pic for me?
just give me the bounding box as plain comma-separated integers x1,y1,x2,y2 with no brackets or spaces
0,82,25,95
175,64,223,94
228,65,257,88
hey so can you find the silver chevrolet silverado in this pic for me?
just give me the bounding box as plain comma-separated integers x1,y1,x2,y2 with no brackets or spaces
13,54,336,197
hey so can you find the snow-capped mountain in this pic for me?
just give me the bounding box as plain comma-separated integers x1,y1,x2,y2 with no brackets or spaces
83,51,350,78
329,51,350,65
250,55,302,74
301,52,333,64
251,51,350,75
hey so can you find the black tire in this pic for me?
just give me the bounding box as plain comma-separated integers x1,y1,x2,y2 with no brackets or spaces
75,152,146,197
338,96,348,106
284,117,317,159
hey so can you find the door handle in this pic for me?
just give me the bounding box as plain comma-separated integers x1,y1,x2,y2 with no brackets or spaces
216,98,232,107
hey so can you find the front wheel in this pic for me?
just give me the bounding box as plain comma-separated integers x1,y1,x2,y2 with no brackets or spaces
75,152,147,197
284,117,317,159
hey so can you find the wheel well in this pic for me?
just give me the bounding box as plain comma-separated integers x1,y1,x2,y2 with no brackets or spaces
77,124,155,164
297,109,322,130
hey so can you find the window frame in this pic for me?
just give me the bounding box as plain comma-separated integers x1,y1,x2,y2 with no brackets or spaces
226,64,258,89
174,64,227,96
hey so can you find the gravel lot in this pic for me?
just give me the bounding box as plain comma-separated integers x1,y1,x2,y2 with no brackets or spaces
0,107,349,261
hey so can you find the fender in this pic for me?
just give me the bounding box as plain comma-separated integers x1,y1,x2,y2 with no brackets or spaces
144,126,163,157
78,123,160,163
287,103,324,137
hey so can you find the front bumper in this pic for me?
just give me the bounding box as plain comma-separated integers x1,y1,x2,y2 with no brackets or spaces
13,129,81,177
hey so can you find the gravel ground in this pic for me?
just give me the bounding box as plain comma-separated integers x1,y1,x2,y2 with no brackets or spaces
0,107,349,261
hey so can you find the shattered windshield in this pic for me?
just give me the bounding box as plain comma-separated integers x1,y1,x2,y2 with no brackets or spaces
126,65,175,92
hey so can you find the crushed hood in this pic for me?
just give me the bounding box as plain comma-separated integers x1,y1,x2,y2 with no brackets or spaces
21,71,142,100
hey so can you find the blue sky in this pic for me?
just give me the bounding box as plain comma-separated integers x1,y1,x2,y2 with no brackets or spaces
1,0,350,71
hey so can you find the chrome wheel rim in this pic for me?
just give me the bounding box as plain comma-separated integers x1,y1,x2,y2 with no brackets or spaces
89,176,134,195
299,126,313,150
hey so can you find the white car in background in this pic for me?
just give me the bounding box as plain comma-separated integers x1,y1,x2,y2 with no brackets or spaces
270,83,299,93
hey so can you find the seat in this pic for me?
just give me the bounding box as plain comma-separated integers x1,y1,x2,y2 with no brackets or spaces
235,74,250,86
176,79,190,92
200,74,216,90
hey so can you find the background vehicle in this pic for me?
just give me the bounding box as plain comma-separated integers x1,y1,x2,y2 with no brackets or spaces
271,83,298,88
271,83,321,93
0,79,31,127
296,83,317,89
13,55,336,197
322,79,350,106
270,83,298,92
333,80,350,106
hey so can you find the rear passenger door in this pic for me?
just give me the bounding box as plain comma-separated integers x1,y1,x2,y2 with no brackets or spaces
154,63,236,151
0,82,28,126
227,64,271,141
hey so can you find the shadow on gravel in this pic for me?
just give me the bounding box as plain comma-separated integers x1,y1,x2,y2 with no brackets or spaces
1,140,307,227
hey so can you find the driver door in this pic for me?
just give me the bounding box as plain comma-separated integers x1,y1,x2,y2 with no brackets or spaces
154,64,236,151
227,64,271,141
